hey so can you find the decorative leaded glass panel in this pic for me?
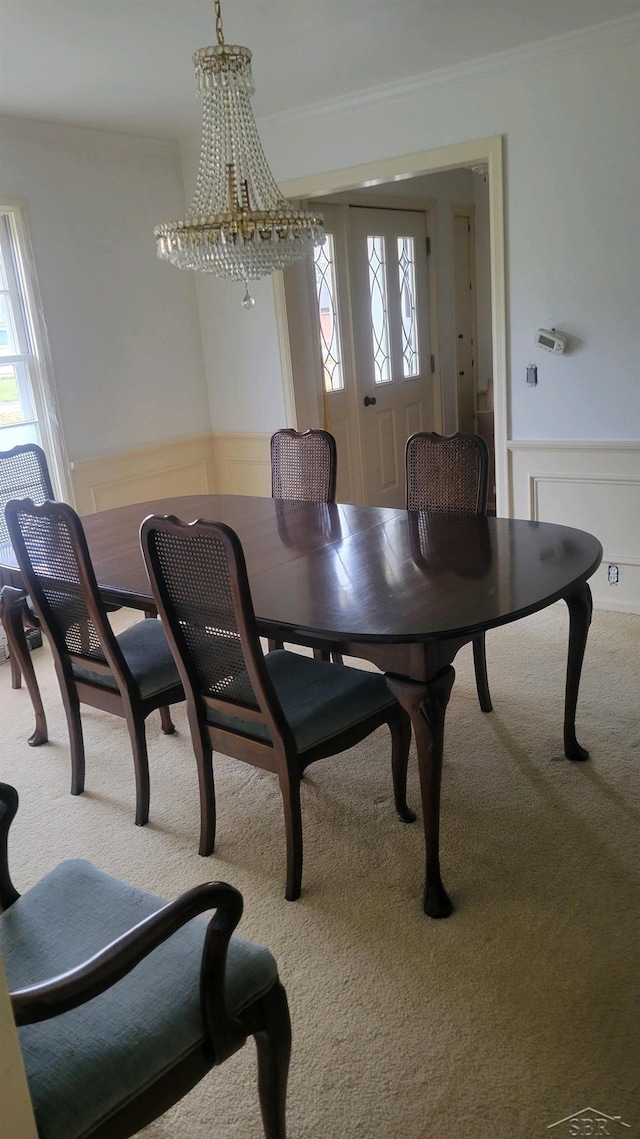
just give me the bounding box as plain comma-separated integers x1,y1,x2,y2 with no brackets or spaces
366,235,391,385
397,236,420,378
313,234,344,392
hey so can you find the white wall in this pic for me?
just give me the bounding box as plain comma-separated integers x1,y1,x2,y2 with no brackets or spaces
177,138,288,436
224,23,640,444
0,117,209,464
192,272,287,434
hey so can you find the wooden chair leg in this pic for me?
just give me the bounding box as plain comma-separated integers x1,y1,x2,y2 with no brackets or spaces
9,649,21,690
389,708,415,823
58,682,85,796
312,648,344,664
268,638,283,652
279,770,303,902
124,710,151,827
0,588,48,746
159,705,176,734
252,981,291,1139
472,633,493,713
194,730,216,857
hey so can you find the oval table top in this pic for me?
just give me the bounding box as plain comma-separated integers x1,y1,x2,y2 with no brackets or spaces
76,494,603,645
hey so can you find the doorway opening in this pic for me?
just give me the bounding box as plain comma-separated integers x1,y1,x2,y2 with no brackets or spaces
275,136,507,513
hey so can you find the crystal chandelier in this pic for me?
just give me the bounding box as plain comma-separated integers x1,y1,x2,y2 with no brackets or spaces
154,0,325,305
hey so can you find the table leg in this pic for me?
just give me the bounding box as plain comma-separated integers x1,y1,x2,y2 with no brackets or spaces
563,581,593,761
386,667,455,918
0,586,48,747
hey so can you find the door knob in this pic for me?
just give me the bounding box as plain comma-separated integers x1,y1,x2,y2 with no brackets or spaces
363,395,377,406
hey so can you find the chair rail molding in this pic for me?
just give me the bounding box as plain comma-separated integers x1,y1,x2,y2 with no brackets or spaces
508,440,640,613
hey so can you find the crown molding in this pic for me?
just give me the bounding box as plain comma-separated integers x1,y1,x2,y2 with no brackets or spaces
259,14,640,129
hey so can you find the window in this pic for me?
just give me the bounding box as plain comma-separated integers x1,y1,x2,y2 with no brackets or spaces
397,235,420,378
0,202,67,496
313,234,344,393
366,235,391,385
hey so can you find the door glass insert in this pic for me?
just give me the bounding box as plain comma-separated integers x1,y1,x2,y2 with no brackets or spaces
313,234,344,393
366,235,391,385
397,236,420,378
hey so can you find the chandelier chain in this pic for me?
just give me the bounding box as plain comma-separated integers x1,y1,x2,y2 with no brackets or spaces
214,0,224,46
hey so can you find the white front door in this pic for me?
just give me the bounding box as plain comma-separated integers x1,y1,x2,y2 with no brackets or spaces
347,207,433,507
285,201,436,508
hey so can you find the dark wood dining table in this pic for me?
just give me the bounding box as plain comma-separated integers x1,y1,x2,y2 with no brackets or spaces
1,494,602,917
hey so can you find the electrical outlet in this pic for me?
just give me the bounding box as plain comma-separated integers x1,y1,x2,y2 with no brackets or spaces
607,564,619,585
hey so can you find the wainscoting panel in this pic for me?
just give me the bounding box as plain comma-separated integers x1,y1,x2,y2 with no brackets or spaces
211,432,272,497
508,442,640,613
71,432,273,516
70,435,218,515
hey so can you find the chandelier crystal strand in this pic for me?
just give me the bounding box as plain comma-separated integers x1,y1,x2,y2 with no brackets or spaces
154,0,324,300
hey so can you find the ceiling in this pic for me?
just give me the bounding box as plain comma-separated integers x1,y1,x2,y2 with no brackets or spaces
1,1,639,140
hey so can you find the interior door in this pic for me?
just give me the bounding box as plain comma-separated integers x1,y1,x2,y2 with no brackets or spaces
348,207,433,508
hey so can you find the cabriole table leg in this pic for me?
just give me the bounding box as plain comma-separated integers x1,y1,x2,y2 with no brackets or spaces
386,666,455,919
563,581,593,761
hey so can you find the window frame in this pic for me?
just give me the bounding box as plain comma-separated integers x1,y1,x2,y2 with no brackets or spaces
0,199,70,500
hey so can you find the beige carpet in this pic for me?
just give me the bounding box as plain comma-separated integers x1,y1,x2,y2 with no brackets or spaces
1,603,639,1139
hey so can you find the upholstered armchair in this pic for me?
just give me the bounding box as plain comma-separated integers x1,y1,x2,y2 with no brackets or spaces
0,783,290,1139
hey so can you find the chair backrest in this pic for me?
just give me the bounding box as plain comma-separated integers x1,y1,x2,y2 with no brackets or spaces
5,498,127,678
0,444,54,547
140,516,288,743
270,428,337,503
405,431,489,515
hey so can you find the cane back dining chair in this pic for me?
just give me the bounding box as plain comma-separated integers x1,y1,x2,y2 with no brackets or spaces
270,428,341,663
405,431,493,713
270,428,337,504
0,783,290,1139
4,498,185,827
0,443,55,746
140,514,413,901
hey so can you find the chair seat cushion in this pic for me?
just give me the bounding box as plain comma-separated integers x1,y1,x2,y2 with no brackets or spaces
206,648,396,752
0,860,278,1139
72,616,181,700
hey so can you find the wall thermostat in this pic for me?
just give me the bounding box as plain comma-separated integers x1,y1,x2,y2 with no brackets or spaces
535,328,566,354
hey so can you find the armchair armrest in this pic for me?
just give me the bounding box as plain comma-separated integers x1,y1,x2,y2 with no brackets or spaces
11,880,242,1021
0,783,20,910
10,880,246,1061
